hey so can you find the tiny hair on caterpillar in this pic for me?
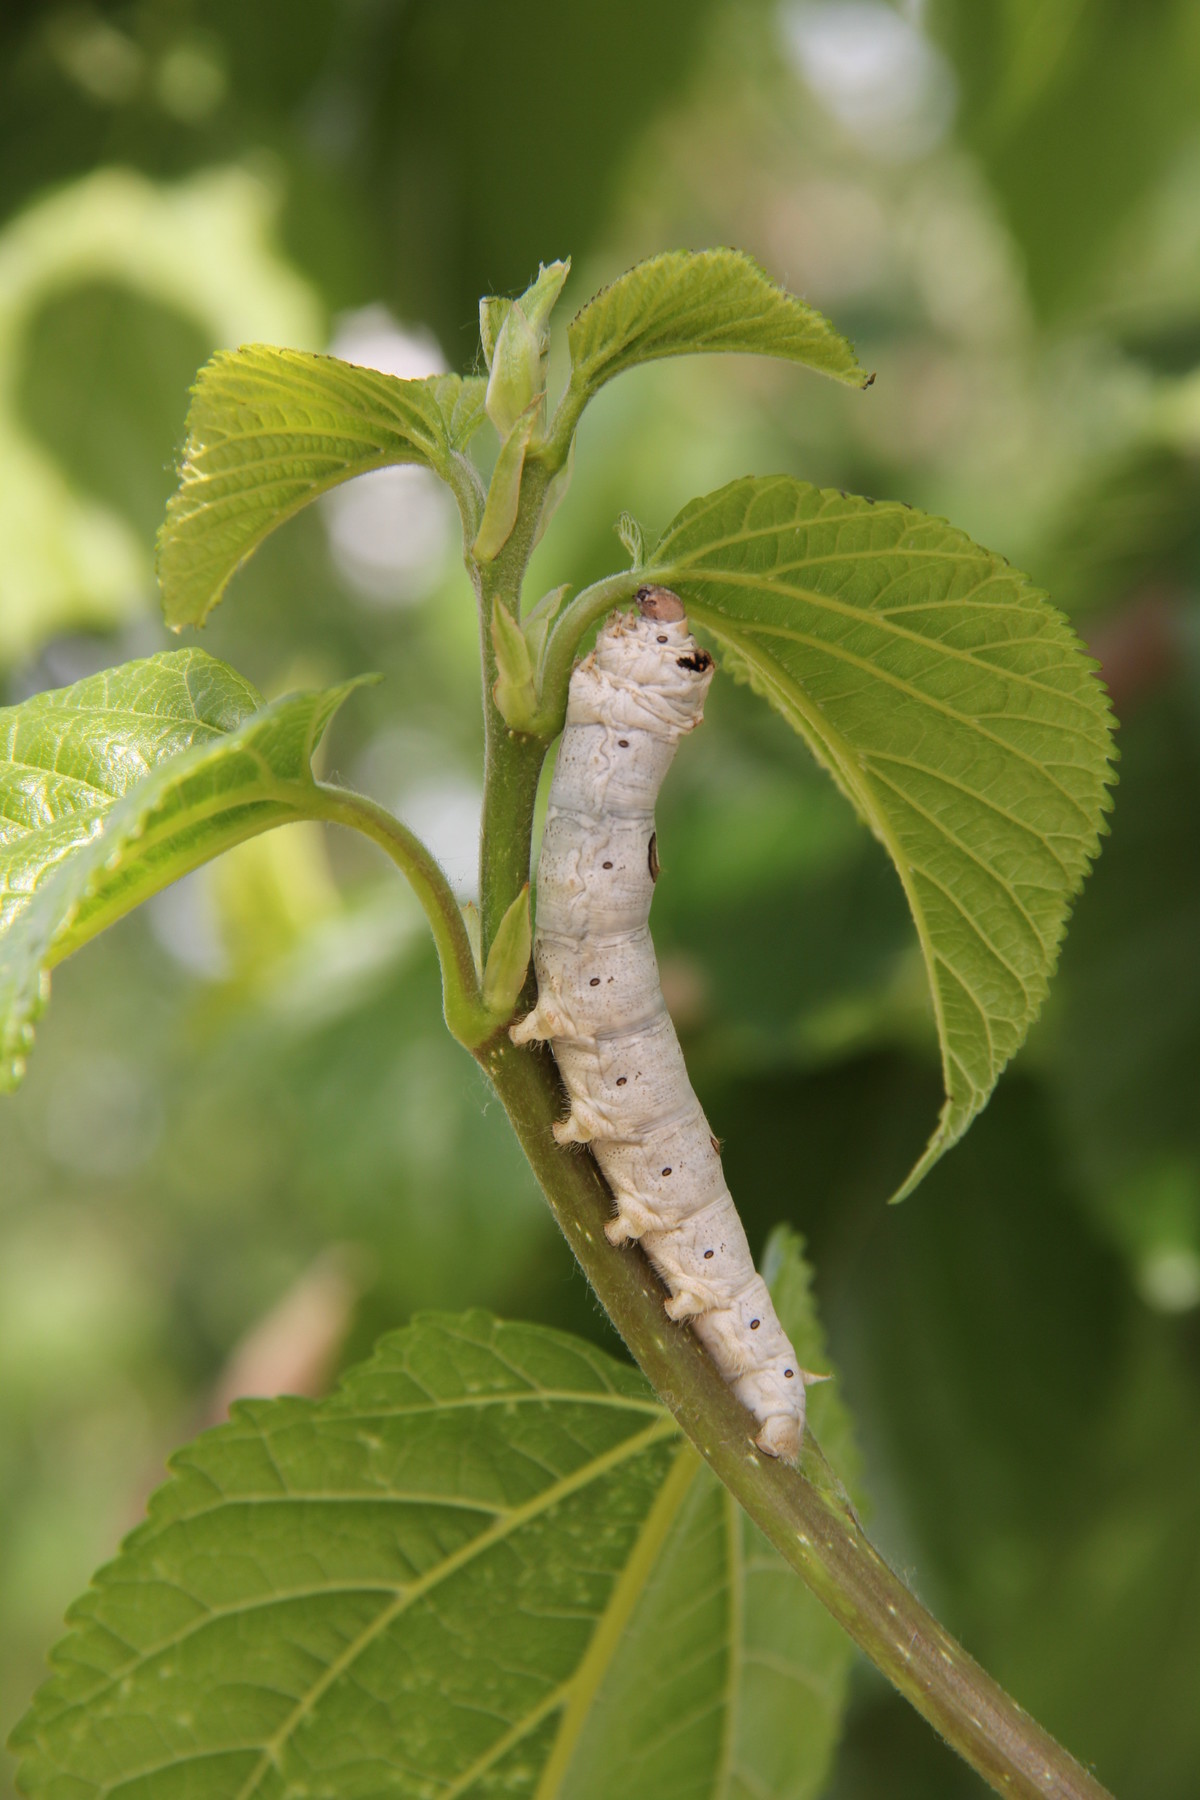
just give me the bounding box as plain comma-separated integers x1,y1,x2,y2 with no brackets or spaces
512,585,821,1459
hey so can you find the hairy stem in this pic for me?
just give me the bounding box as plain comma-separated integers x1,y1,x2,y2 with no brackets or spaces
312,783,489,1046
474,471,556,956
478,1032,1112,1800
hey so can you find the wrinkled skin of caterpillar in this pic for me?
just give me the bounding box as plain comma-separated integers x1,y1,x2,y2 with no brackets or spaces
512,587,819,1460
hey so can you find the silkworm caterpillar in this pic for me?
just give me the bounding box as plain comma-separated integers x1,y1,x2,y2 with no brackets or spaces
512,586,820,1459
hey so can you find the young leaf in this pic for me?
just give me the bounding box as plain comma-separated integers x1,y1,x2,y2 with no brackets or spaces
646,476,1117,1198
485,259,571,436
523,582,571,676
482,883,532,1019
0,649,367,1089
491,595,539,727
158,346,487,627
479,294,513,371
566,248,870,407
616,510,647,568
15,1309,856,1800
473,401,539,561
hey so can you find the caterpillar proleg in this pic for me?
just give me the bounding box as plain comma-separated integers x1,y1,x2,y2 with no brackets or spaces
512,586,820,1460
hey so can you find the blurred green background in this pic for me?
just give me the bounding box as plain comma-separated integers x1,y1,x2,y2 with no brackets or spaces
2,3,1199,1795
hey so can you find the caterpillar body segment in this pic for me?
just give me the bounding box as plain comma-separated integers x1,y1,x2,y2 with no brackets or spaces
512,586,819,1461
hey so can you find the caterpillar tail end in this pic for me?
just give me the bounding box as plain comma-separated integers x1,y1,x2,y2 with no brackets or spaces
754,1413,803,1463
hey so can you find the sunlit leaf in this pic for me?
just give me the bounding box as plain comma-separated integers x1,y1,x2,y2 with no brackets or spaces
16,1275,856,1800
647,476,1117,1197
0,649,366,1089
0,167,321,660
566,249,869,405
158,346,487,627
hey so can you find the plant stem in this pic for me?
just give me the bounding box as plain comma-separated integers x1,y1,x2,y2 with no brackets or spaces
473,476,557,957
479,1032,1113,1800
312,783,489,1047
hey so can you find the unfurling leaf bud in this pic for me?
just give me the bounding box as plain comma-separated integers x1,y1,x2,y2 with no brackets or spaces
491,597,537,729
483,260,570,437
482,884,532,1020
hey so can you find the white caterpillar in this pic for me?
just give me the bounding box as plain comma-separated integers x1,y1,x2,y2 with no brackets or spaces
512,587,820,1459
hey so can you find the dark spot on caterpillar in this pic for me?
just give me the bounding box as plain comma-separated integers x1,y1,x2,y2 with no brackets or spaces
704,1249,715,1259
750,1319,760,1330
676,651,712,674
602,860,613,869
784,1368,795,1378
618,738,629,748
661,1167,672,1176
648,833,659,881
589,977,600,987
616,1076,627,1086
710,1135,720,1153
656,633,669,644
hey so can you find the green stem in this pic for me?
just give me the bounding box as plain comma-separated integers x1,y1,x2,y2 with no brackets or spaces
473,461,557,957
530,569,644,736
478,1033,1113,1800
311,783,491,1047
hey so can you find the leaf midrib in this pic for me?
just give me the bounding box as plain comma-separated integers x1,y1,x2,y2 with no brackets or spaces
233,1413,678,1800
532,1440,702,1800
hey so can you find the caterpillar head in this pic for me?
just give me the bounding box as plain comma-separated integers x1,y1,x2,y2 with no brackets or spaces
635,584,687,623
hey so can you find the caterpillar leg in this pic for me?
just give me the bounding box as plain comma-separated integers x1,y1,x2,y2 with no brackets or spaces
510,1004,562,1046
551,1095,612,1146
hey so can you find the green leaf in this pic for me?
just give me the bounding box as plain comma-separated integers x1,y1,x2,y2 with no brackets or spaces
158,346,487,627
473,401,539,562
15,1305,855,1800
0,165,322,660
647,476,1117,1199
0,649,367,1090
485,259,571,436
480,295,514,371
523,583,571,676
566,249,869,405
482,883,532,1019
491,595,538,727
616,510,647,568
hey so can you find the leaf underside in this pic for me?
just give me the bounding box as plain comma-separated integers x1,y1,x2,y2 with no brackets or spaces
0,648,364,1090
567,248,870,399
648,476,1117,1198
157,346,487,628
15,1250,855,1800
